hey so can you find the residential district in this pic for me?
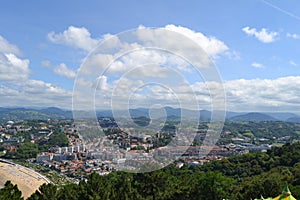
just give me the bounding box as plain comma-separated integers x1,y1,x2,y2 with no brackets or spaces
0,118,297,180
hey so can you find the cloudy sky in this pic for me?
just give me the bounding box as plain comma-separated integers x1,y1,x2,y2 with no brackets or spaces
1,0,300,113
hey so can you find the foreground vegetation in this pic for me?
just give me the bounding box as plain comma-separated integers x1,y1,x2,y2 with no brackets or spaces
1,143,300,199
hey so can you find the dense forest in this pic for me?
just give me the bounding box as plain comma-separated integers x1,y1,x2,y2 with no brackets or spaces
1,143,300,200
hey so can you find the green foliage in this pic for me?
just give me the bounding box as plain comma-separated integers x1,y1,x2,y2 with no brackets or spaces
238,169,287,199
56,184,79,200
7,143,300,199
28,184,57,200
0,181,23,200
132,116,150,127
131,146,146,151
188,171,237,200
24,169,236,200
48,132,68,147
223,121,300,139
5,142,38,159
0,107,72,120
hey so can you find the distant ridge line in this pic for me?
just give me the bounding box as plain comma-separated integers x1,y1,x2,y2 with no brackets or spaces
0,107,299,122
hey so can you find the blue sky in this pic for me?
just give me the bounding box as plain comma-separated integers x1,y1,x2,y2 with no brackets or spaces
1,0,300,112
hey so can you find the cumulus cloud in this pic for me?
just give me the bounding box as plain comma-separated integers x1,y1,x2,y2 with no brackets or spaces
224,76,300,112
0,79,72,108
148,76,300,112
72,25,228,111
287,33,300,39
105,49,193,77
164,24,229,57
96,75,109,91
54,63,77,78
89,74,300,113
3,26,299,112
0,53,30,81
47,24,229,77
0,35,22,55
49,25,229,65
74,24,229,98
0,36,30,82
251,62,265,68
48,26,100,51
0,35,72,108
41,60,77,79
242,26,278,43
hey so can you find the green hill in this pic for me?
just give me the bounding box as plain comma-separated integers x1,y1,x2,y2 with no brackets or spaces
229,112,278,122
0,107,72,120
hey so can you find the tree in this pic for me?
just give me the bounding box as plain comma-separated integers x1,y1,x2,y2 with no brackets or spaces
133,170,178,200
108,172,141,200
0,181,23,200
28,183,57,200
48,132,68,147
5,142,38,159
189,171,236,200
77,173,109,200
56,184,79,200
238,169,287,199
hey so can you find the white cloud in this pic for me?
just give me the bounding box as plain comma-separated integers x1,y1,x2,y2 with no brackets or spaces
72,25,229,110
22,79,67,94
287,33,300,39
154,76,300,112
48,26,100,51
54,63,76,78
121,64,170,79
0,79,72,108
75,25,230,85
96,75,108,91
164,24,229,57
0,53,30,81
0,35,72,108
41,60,77,79
111,77,145,98
289,60,298,66
47,25,231,93
4,26,300,113
0,35,22,55
251,62,265,68
225,50,241,60
224,76,300,112
242,26,278,43
107,49,191,76
93,74,300,112
0,36,29,82
3,71,298,113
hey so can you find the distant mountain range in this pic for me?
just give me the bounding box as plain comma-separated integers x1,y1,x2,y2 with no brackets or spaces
99,107,300,122
0,107,72,120
227,112,277,122
0,107,300,122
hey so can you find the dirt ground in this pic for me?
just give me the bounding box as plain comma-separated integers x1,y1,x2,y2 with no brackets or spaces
0,161,49,199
